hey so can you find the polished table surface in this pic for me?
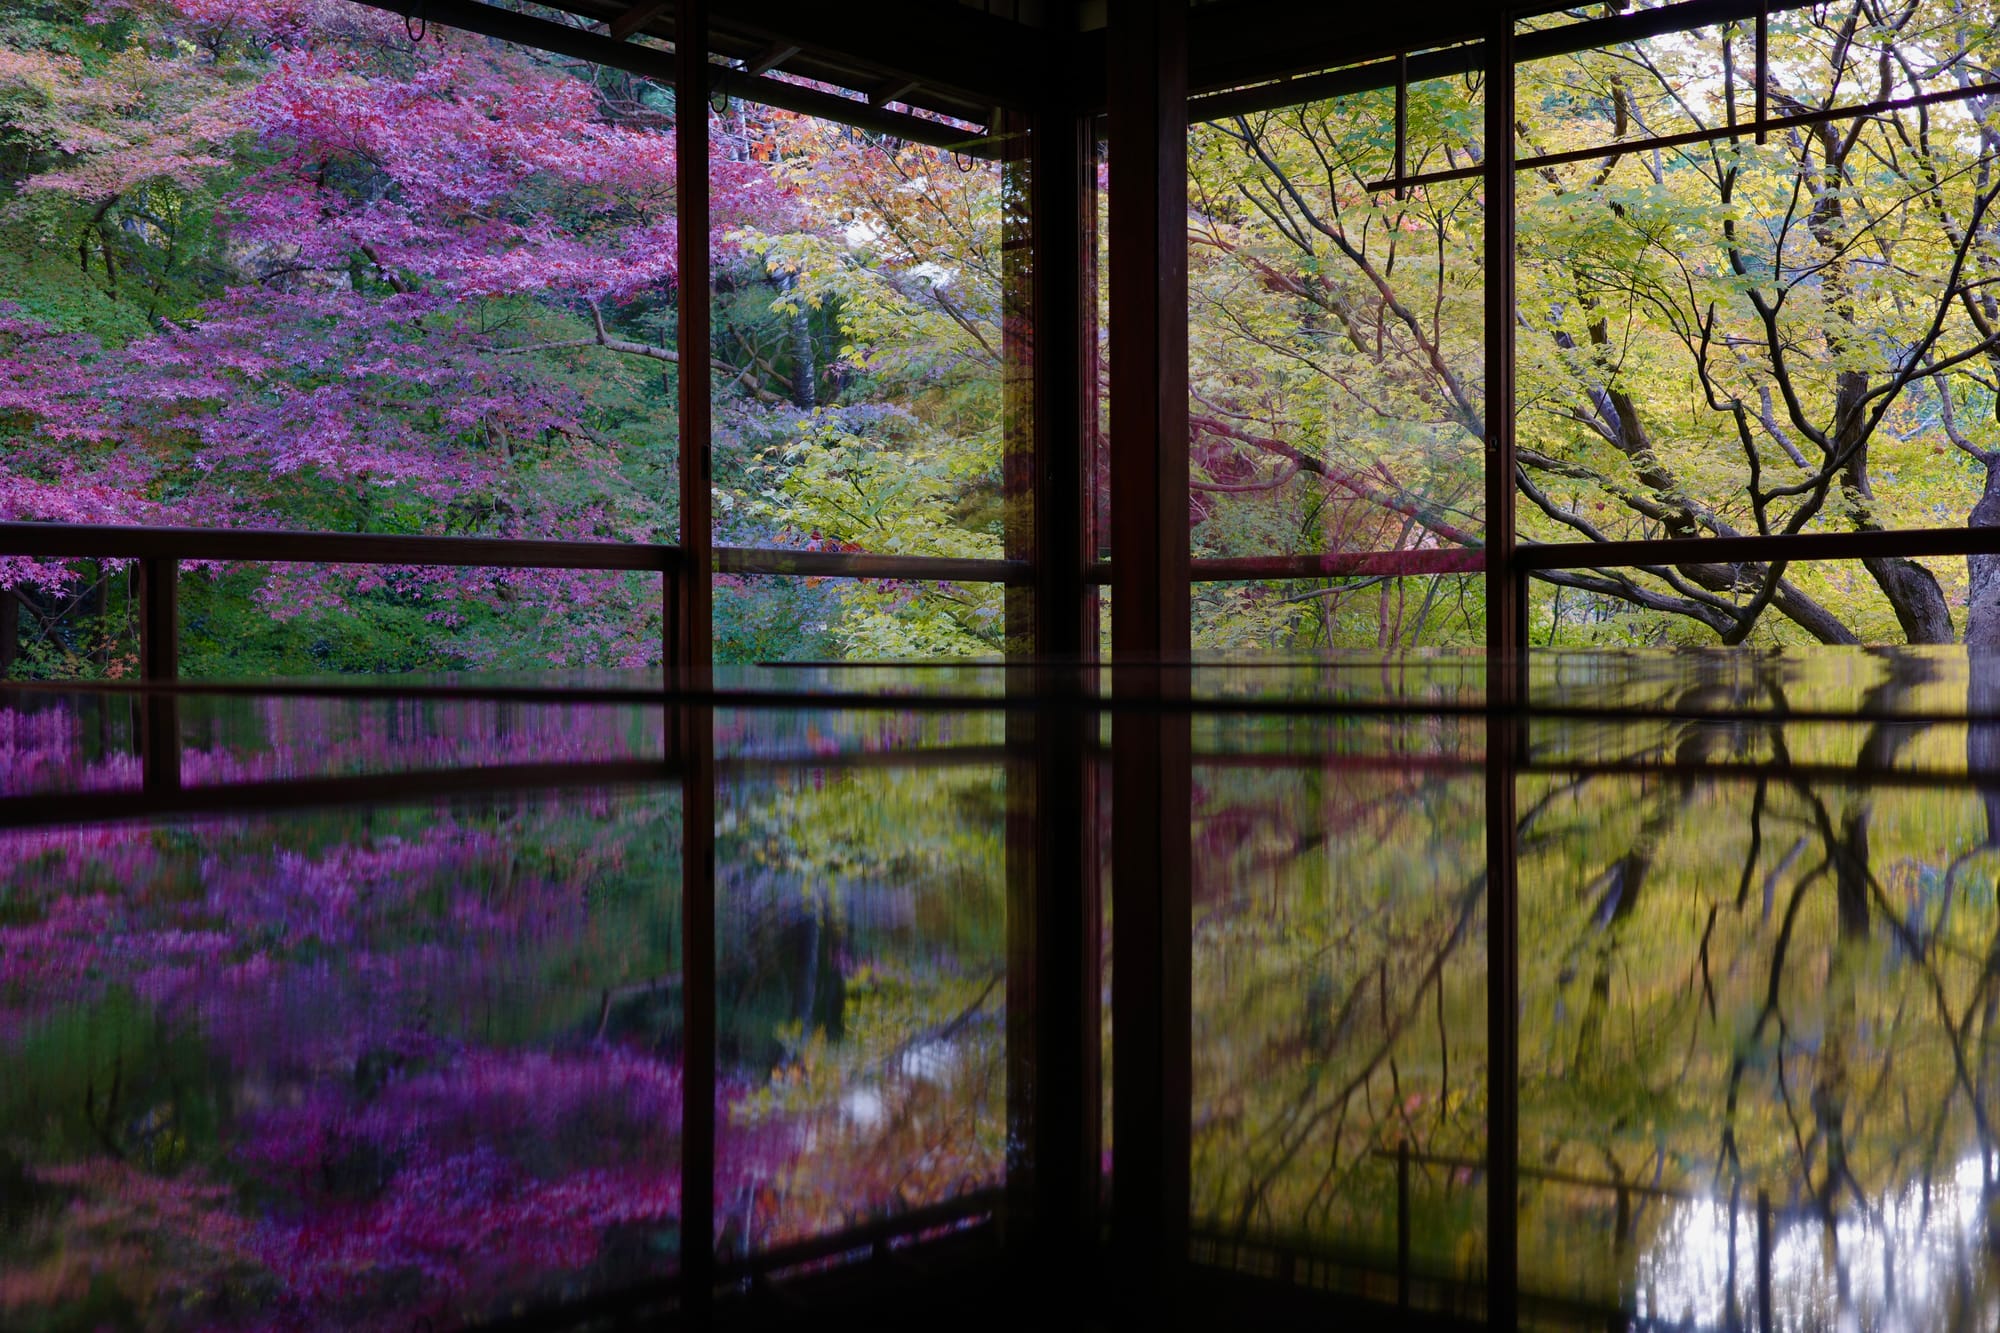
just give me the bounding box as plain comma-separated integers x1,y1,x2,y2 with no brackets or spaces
4,647,2000,1330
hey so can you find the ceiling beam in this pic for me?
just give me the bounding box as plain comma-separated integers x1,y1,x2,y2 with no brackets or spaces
740,40,800,76
710,0,1041,111
869,78,920,109
1072,0,1826,119
349,0,664,70
343,0,994,152
607,0,672,41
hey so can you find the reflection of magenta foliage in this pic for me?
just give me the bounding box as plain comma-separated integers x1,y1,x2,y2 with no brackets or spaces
0,891,233,1026
0,770,705,1329
235,1048,687,1324
0,695,660,798
0,706,140,793
1,703,1005,1327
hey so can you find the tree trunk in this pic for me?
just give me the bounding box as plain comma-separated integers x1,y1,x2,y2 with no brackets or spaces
1865,556,1955,644
782,272,816,409
1834,371,1956,644
1966,462,2000,841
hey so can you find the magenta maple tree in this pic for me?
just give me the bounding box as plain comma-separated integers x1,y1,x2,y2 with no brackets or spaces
0,0,799,669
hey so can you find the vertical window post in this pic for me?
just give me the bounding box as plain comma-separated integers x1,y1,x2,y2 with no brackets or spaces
674,0,717,1316
137,554,178,683
1003,111,1040,657
135,554,180,792
1008,20,1098,1276
1027,90,1091,659
1754,1,1769,143
672,0,713,678
1394,51,1409,201
1482,13,1522,1333
1107,0,1190,655
1107,0,1191,1306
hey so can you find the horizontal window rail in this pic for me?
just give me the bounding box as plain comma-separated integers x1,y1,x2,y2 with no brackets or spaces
717,546,1031,584
1367,76,2000,194
1087,525,2000,586
0,525,1038,682
1515,526,2000,571
0,520,682,682
0,521,678,571
1085,549,1486,583
1190,0,1821,123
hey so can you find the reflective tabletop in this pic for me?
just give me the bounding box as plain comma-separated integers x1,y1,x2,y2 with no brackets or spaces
5,647,2000,1330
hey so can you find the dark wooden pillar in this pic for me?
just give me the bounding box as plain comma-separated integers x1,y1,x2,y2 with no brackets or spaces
998,8,1100,1292
1028,84,1091,658
1106,0,1192,1305
1482,15,1521,1331
135,556,180,791
1107,0,1189,655
137,555,177,682
674,0,717,1316
1018,30,1101,1285
671,0,713,679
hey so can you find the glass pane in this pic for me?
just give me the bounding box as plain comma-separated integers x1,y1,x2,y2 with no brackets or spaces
1519,733,2000,1322
177,564,666,677
0,686,666,796
1520,22,1740,156
1527,558,1961,648
0,5,679,677
1187,83,1485,571
709,103,1026,580
1091,121,1111,567
716,573,1008,663
1193,575,1486,652
1,563,139,681
0,689,142,795
1516,3,2000,649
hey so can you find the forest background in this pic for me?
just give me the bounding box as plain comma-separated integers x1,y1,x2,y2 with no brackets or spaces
5,0,2000,673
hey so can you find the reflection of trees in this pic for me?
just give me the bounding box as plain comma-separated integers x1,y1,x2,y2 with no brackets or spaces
1968,532,2000,841
715,763,1009,1250
1189,760,1487,1259
1522,650,2000,1319
1194,651,2000,1318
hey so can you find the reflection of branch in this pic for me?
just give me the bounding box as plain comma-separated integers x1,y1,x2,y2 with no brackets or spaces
877,971,1002,1077
1227,868,1485,1235
1719,857,1829,1181
593,973,680,1041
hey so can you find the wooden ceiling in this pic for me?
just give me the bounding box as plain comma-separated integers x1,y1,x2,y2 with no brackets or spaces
355,0,1521,138
352,1,1769,143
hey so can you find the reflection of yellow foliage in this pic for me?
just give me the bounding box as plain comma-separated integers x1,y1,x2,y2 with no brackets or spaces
722,763,1008,1250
